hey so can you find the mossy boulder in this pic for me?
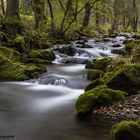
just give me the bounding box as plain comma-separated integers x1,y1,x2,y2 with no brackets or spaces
27,49,55,61
0,59,46,81
85,78,104,91
104,64,140,95
125,40,140,55
24,64,46,79
14,35,25,52
27,58,52,64
57,45,76,56
27,50,43,59
0,47,46,80
86,57,113,72
111,121,140,140
0,46,20,61
0,59,28,80
76,85,127,114
85,64,140,95
87,69,104,81
39,50,55,61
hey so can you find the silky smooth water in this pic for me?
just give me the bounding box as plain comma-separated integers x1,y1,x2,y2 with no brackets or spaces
0,35,128,140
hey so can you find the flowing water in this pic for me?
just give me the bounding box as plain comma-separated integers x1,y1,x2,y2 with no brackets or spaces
0,35,130,140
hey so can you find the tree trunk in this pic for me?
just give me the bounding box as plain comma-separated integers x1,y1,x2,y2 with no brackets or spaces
0,0,5,15
60,0,74,33
110,0,119,33
31,0,47,30
95,4,99,28
131,0,138,32
67,0,74,17
47,0,55,31
5,0,20,21
4,0,21,34
82,2,92,28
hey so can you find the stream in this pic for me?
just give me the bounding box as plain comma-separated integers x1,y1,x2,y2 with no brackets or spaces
0,34,131,140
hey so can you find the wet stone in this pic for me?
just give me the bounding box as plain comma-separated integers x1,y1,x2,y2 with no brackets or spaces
111,44,121,48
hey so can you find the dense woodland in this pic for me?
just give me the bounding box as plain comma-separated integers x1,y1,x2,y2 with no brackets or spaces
0,0,140,36
0,1,140,140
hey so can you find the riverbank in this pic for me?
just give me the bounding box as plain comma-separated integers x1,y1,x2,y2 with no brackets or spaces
75,35,140,125
92,94,140,123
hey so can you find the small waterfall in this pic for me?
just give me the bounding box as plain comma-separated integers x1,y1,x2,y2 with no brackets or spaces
54,78,67,85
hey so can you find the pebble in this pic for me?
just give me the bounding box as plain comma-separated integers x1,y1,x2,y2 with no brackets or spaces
92,94,140,123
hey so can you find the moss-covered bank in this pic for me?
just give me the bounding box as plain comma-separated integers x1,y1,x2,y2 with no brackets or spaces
0,32,56,81
111,121,140,140
76,40,140,117
76,85,127,114
0,46,47,80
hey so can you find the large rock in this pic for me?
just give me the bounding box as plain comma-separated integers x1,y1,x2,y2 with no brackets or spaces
85,78,104,91
86,57,113,72
85,64,140,95
27,49,55,61
105,64,140,95
59,57,90,64
111,121,140,140
0,54,46,80
76,85,127,114
0,46,20,61
125,40,140,55
0,46,46,80
87,69,104,81
53,45,76,56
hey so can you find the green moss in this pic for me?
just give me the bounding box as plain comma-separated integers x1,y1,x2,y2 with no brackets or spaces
0,61,29,80
27,58,52,64
86,57,113,72
0,54,9,67
24,64,46,78
95,38,110,43
21,15,34,29
103,33,118,38
27,49,55,61
85,78,104,91
0,60,46,81
123,39,133,44
2,20,22,35
76,85,127,113
15,35,25,45
111,121,140,140
14,35,25,52
86,64,140,95
0,46,20,61
0,49,46,81
28,50,43,59
104,64,140,95
125,40,140,55
38,49,55,61
87,69,104,81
